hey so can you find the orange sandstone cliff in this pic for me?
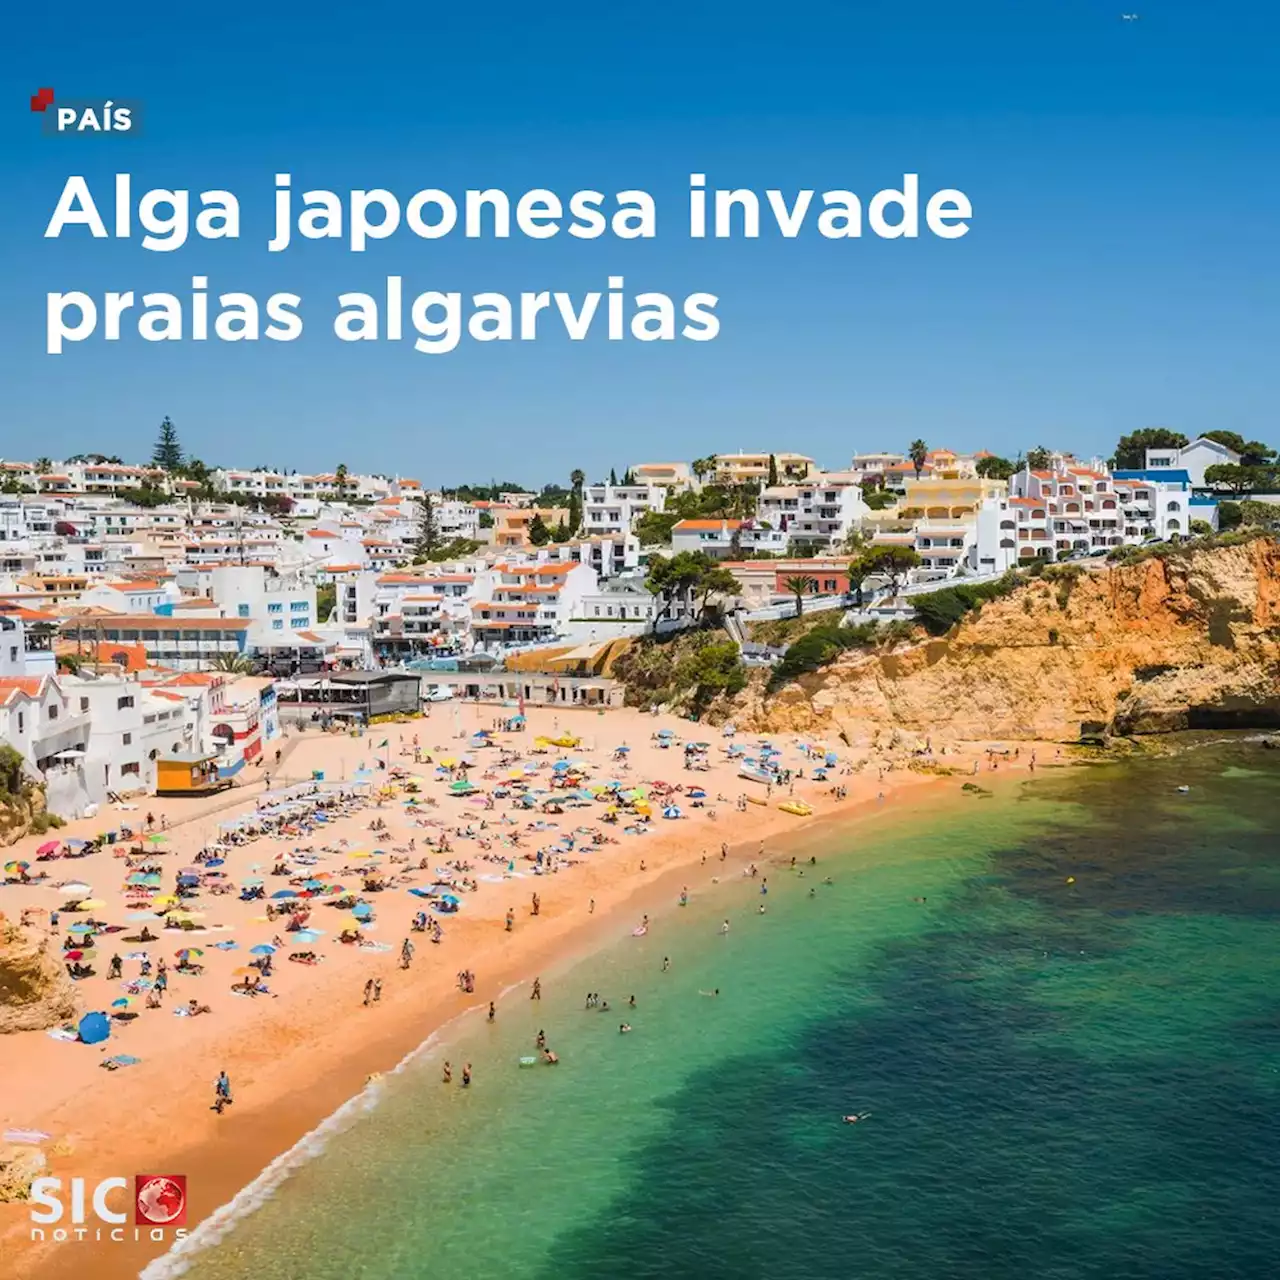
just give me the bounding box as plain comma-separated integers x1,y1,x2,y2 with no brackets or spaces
729,539,1280,743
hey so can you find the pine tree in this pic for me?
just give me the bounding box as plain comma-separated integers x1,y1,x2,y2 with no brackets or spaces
568,469,585,536
527,513,550,545
414,494,441,560
152,416,183,471
610,467,618,486
767,453,779,487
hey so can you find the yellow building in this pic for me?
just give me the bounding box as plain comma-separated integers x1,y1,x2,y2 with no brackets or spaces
630,462,694,490
901,474,1007,522
711,452,815,486
491,506,571,548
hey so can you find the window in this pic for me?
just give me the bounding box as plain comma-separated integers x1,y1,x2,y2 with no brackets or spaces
272,619,284,630
291,601,308,611
268,602,283,614
80,697,89,711
117,695,134,709
48,704,59,721
8,646,15,663
121,761,140,776
238,604,250,618
17,711,23,733
122,732,132,745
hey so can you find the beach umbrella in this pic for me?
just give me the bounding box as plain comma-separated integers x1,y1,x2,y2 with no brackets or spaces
111,997,133,1009
76,898,106,910
231,966,258,977
66,921,95,933
175,947,203,959
78,1012,110,1045
59,881,92,895
271,889,298,899
64,949,94,961
352,903,373,919
64,838,89,848
35,841,60,855
204,858,225,868
291,929,321,944
657,729,674,739
6,859,31,873
242,878,263,886
249,944,276,955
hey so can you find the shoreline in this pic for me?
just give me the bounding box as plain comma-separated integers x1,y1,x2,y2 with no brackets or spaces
1,709,1060,1280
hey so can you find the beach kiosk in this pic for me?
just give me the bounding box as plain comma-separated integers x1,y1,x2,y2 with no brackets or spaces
155,751,233,798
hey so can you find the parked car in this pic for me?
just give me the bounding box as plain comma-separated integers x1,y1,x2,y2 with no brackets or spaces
424,686,454,702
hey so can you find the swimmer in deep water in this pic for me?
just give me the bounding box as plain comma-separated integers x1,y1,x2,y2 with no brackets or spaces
699,988,720,997
843,1112,872,1124
619,1023,632,1033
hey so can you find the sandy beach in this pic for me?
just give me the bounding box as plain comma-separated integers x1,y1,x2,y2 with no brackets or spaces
0,702,1058,1280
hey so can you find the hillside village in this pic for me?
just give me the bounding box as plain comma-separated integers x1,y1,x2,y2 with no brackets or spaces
1,422,1276,825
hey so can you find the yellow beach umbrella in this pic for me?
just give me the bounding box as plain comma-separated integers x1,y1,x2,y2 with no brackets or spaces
76,898,106,909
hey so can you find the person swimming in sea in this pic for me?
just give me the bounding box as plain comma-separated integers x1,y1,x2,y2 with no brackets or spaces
619,1023,632,1034
536,1029,547,1050
461,1062,472,1087
699,988,720,997
842,1112,872,1124
442,1061,452,1084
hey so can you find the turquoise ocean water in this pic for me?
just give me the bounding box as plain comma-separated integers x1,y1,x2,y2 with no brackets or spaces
166,744,1280,1280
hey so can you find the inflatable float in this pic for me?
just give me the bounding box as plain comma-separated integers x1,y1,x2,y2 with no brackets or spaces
777,801,813,817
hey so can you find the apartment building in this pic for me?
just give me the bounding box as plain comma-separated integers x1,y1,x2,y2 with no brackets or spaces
630,462,695,491
670,519,745,559
712,452,815,486
582,482,665,535
59,615,251,671
756,481,868,552
470,561,597,650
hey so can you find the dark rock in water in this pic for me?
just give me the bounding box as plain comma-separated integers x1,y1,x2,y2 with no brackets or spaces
1262,738,1278,750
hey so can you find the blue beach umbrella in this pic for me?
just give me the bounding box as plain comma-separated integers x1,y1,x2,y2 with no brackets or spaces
291,929,321,944
78,1012,110,1045
250,944,276,955
271,889,297,899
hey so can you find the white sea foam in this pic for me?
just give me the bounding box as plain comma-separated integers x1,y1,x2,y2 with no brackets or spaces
138,1015,464,1280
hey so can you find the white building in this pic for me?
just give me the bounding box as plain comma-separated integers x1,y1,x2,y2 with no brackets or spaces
756,481,868,552
1144,436,1240,489
582,483,665,535
670,519,745,559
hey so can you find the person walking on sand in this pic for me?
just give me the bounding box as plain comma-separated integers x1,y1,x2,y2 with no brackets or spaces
363,978,374,1006
214,1070,232,1113
531,977,542,1000
505,907,515,932
400,938,414,970
488,1001,496,1023
373,978,382,1002
531,892,540,917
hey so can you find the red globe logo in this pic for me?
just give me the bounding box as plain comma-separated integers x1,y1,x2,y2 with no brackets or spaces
135,1175,187,1226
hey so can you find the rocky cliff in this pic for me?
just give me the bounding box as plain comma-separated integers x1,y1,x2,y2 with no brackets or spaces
0,920,78,1035
729,539,1280,743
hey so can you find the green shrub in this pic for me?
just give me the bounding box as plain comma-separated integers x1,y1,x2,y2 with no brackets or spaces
910,572,1021,636
771,622,885,686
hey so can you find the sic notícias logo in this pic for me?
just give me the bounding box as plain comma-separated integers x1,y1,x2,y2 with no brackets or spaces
31,88,143,136
28,1175,188,1242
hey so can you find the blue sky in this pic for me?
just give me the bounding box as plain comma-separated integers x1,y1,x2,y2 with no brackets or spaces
2,1,1278,484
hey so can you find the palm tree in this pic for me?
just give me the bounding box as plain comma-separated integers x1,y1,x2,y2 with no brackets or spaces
210,652,255,674
908,439,928,479
334,463,349,497
34,457,52,475
783,575,817,618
